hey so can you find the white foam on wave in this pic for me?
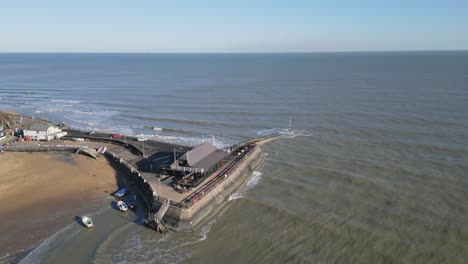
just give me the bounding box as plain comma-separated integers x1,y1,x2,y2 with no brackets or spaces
19,223,80,264
229,171,264,201
256,128,280,137
64,115,96,126
179,219,216,247
257,127,313,139
101,232,189,264
20,209,107,264
137,134,234,149
97,224,212,264
51,99,80,104
70,110,95,115
45,108,63,113
19,105,34,109
279,128,313,138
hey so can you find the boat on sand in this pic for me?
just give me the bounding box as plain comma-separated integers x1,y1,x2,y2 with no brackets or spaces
114,187,127,198
81,216,94,228
117,201,128,212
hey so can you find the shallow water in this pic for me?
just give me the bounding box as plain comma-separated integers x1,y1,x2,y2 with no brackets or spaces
1,52,468,263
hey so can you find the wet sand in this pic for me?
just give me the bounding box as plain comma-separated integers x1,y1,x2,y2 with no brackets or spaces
0,152,121,259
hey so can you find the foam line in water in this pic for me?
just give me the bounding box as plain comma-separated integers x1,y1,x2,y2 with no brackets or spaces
51,99,81,104
179,219,216,247
229,171,264,201
257,127,313,139
64,115,95,126
70,110,95,115
19,209,106,264
19,223,79,264
139,134,234,149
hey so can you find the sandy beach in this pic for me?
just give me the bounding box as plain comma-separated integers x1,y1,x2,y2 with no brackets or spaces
0,152,121,259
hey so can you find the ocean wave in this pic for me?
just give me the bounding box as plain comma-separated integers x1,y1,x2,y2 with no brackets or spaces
144,126,202,136
70,110,95,115
229,171,264,201
154,134,233,149
257,127,313,139
19,208,108,264
278,128,313,138
129,115,212,127
51,99,81,104
179,219,216,247
19,222,81,264
64,115,95,126
45,108,63,113
135,133,232,148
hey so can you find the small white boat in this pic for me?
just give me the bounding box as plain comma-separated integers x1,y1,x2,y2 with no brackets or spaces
117,201,128,212
81,216,94,228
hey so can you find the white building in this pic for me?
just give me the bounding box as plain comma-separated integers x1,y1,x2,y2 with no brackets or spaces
24,123,67,141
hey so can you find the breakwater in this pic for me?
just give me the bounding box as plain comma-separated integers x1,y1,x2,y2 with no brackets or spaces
158,144,265,231
103,141,264,232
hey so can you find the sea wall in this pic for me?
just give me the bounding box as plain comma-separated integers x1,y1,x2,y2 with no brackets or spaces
2,144,98,159
103,150,155,210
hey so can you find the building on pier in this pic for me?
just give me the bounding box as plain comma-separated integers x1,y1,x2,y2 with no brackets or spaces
168,142,229,188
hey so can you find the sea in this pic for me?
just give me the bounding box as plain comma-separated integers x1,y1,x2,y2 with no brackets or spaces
0,52,467,263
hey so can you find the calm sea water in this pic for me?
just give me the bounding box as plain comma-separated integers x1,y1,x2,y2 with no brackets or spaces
1,52,468,263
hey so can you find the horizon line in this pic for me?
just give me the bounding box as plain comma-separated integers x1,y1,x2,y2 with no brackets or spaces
0,49,467,55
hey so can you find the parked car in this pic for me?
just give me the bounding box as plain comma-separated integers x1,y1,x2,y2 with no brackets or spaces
137,138,148,142
87,130,95,135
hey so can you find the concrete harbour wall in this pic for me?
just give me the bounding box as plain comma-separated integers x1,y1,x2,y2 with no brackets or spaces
156,145,265,231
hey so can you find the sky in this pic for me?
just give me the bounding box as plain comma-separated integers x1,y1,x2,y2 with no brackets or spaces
1,0,468,52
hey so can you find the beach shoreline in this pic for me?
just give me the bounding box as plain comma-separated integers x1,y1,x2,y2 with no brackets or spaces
0,152,122,259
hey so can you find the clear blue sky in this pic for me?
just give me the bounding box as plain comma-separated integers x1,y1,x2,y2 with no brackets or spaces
1,0,468,52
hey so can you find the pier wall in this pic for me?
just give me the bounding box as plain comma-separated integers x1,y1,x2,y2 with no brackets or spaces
157,145,265,231
103,150,155,211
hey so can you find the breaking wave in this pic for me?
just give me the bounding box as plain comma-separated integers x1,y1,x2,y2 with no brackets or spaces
179,219,216,247
257,127,313,139
51,99,81,104
70,110,95,115
229,171,264,201
64,115,95,126
134,134,233,149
